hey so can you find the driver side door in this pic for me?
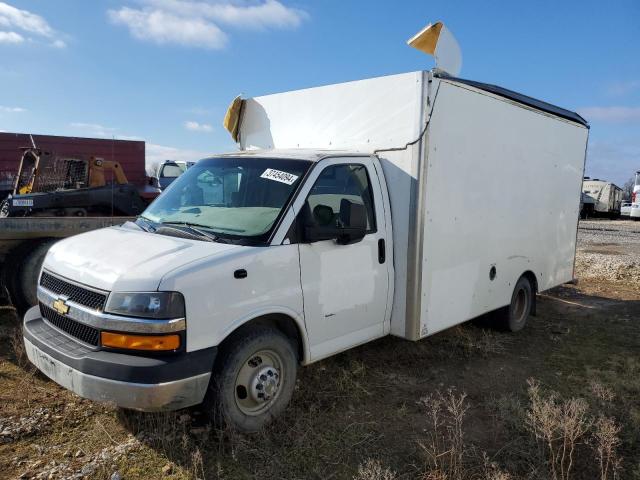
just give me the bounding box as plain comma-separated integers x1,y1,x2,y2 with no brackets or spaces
293,158,390,360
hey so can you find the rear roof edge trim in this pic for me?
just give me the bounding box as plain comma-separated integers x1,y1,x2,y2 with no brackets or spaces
435,73,589,128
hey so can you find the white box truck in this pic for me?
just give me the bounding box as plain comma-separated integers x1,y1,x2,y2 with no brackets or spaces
23,23,589,432
631,171,640,220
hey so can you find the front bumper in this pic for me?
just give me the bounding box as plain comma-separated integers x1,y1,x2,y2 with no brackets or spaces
23,306,216,411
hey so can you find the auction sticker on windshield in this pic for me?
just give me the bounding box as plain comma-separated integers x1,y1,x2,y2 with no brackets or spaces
260,168,299,185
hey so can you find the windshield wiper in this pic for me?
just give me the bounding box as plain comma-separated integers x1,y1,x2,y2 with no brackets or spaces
161,221,220,242
135,215,155,232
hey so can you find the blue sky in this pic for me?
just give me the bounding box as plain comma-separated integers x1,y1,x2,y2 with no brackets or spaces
0,0,638,185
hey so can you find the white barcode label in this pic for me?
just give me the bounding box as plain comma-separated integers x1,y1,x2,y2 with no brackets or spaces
260,168,299,185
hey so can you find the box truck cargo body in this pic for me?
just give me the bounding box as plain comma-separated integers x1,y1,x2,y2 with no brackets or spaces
241,71,589,339
23,70,589,432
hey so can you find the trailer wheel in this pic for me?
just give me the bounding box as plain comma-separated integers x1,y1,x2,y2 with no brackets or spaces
495,275,533,332
205,326,298,433
15,240,57,310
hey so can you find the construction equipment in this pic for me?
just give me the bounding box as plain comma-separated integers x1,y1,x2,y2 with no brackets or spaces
1,147,146,217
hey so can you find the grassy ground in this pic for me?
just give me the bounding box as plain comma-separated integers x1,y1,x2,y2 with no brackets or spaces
1,274,638,480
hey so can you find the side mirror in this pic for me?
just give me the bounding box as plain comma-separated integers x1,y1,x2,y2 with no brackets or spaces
302,200,367,245
337,199,367,244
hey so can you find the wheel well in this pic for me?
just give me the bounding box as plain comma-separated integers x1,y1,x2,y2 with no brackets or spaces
219,314,305,362
521,270,538,315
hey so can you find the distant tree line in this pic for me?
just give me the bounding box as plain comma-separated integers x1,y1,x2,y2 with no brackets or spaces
622,176,634,200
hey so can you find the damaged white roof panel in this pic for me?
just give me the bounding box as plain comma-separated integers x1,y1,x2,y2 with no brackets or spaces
239,71,426,152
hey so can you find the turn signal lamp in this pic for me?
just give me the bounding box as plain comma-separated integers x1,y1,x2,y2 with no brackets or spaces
101,332,180,351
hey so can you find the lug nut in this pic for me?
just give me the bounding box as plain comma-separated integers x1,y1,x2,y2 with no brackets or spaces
256,384,263,390
260,374,267,381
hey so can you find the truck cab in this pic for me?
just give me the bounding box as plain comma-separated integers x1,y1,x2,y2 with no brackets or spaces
23,150,393,432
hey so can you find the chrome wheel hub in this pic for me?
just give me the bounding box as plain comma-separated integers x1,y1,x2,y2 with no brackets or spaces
234,349,284,416
250,366,280,403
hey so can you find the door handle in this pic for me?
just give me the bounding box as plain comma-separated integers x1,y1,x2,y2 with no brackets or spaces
378,238,385,264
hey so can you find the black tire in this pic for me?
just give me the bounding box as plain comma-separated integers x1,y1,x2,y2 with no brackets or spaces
494,276,533,332
0,199,9,218
15,240,57,310
205,326,298,433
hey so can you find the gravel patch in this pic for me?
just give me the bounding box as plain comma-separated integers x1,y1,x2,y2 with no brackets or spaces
0,408,53,444
576,219,640,283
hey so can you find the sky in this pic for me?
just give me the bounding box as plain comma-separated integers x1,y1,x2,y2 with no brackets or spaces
0,0,638,186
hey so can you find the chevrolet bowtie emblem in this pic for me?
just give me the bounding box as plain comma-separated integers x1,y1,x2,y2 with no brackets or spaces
52,298,70,315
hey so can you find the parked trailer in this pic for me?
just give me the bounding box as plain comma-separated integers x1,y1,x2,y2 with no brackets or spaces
0,217,132,310
581,178,623,218
23,23,589,432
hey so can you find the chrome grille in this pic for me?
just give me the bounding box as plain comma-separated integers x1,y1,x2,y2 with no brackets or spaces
39,303,100,346
40,271,107,311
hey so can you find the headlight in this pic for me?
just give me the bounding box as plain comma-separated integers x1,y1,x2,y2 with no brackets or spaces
105,292,185,319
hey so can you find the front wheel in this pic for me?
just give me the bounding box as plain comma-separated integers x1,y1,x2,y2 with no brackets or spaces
494,276,533,332
206,326,298,433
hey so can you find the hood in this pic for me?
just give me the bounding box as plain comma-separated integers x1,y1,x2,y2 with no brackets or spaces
44,223,243,292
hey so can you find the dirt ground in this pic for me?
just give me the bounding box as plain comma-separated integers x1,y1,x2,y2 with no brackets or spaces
0,221,639,480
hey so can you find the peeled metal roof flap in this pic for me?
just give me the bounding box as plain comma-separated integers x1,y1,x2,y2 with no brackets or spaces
223,96,245,142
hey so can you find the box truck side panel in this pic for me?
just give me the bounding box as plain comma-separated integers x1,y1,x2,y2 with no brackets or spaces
417,80,588,337
240,72,424,152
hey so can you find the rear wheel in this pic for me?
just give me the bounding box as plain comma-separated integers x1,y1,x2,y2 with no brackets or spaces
206,326,298,433
494,275,533,332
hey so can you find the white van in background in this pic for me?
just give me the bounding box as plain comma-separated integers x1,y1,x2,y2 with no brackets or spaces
147,160,195,190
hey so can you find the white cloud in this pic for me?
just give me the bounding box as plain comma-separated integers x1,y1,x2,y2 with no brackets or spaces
108,0,308,49
186,106,212,115
146,0,308,29
69,122,118,137
0,2,66,47
109,7,227,49
0,105,26,112
606,80,640,97
578,106,640,123
146,142,209,164
0,30,22,43
184,120,213,132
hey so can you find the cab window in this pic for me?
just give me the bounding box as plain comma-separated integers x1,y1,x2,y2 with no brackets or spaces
304,164,376,232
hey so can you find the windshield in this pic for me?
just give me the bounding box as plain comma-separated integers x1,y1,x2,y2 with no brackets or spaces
142,157,311,244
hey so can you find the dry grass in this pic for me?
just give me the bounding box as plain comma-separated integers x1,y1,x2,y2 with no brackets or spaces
418,389,468,480
353,459,397,480
525,379,591,480
1,275,638,480
592,416,622,480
